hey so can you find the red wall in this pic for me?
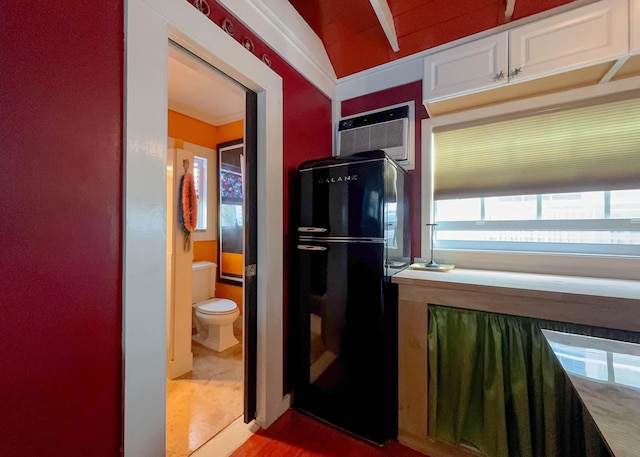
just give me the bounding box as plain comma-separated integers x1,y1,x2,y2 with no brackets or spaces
342,81,427,259
0,2,123,457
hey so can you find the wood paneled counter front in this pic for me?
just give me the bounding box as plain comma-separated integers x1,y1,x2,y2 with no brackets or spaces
391,268,640,457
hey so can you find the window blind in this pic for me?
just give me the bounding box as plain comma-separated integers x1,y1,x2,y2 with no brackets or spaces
433,96,640,200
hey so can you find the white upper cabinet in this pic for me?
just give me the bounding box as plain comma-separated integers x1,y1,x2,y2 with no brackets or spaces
424,33,508,101
632,0,640,53
509,0,629,82
423,0,630,103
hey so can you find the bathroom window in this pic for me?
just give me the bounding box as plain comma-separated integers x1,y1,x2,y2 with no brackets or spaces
193,155,208,231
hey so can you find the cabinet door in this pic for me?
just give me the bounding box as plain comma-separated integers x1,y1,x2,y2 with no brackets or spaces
423,33,508,102
509,0,629,82
632,0,640,53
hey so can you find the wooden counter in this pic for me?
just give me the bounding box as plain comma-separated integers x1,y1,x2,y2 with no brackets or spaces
391,268,640,457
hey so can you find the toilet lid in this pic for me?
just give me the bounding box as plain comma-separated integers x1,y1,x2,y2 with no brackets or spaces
196,298,238,315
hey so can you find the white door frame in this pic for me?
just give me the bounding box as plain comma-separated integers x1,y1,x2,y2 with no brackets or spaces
124,1,288,455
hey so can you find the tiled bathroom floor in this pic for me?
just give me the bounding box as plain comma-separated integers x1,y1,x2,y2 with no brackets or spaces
166,327,244,457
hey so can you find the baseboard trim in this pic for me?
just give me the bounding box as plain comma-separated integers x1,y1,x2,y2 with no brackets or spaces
191,416,260,457
167,351,194,380
398,431,482,457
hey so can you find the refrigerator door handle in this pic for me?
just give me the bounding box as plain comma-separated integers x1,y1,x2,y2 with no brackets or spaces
297,244,327,251
298,227,328,233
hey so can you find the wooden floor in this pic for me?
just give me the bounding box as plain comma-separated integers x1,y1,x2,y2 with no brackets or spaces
229,409,427,457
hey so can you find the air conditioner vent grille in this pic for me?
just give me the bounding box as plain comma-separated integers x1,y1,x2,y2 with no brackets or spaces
337,102,415,170
340,119,406,156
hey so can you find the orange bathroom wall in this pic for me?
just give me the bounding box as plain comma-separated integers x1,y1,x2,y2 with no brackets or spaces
216,119,244,144
193,240,217,263
219,252,244,315
168,110,243,149
168,110,218,148
221,252,244,276
216,282,243,315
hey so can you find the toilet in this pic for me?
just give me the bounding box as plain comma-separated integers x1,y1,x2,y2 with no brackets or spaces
191,261,240,352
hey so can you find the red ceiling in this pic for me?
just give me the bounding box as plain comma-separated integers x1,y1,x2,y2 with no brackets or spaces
289,0,575,78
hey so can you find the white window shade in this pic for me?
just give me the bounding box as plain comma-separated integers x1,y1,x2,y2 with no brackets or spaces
433,96,640,200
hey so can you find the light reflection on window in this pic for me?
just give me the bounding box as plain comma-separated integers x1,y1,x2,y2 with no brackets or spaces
385,202,397,249
541,191,604,219
549,342,608,382
549,341,640,389
193,155,208,231
613,353,640,389
611,190,640,218
485,195,537,220
436,198,481,221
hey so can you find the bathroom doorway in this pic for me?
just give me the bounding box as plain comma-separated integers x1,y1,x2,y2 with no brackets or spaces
165,41,256,457
125,2,288,453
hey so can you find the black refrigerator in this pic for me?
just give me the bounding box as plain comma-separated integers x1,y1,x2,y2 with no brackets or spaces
291,150,411,445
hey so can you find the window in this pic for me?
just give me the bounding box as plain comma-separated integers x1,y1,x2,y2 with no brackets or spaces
193,155,208,231
430,95,640,257
436,190,640,255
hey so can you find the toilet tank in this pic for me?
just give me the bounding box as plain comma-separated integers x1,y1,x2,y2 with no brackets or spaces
192,261,217,303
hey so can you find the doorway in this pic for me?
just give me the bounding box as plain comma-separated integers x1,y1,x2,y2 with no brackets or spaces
165,42,251,456
124,2,287,455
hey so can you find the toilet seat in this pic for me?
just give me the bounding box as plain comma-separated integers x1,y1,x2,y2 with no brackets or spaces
196,298,238,316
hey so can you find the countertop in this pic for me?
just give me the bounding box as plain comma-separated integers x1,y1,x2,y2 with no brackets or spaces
542,330,640,457
391,268,640,333
392,268,640,300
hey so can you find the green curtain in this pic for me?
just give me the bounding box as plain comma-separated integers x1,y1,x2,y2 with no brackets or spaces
427,305,611,457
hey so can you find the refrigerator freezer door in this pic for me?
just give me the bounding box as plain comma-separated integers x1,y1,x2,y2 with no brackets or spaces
299,158,386,238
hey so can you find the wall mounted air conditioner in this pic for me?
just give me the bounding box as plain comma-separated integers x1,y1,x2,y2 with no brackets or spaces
337,101,414,170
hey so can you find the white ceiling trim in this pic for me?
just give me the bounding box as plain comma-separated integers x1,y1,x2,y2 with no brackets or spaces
217,0,337,98
369,0,400,52
168,99,244,125
212,110,245,125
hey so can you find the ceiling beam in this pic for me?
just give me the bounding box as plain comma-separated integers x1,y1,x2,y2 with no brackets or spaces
505,0,516,22
369,0,400,52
